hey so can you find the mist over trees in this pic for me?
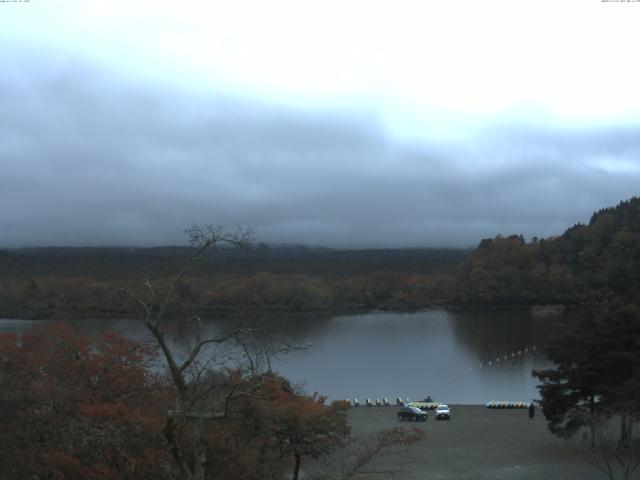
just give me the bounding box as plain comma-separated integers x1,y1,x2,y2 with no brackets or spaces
1,197,639,320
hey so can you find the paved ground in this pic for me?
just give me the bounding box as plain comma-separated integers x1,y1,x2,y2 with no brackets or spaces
305,405,634,480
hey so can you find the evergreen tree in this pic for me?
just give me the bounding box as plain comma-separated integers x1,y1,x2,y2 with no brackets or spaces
533,303,640,445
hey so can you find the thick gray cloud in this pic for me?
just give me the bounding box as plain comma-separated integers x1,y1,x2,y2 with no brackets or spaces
1,51,639,248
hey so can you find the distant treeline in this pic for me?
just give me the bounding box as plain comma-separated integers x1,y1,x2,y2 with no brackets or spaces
0,245,467,319
1,245,467,277
1,197,639,319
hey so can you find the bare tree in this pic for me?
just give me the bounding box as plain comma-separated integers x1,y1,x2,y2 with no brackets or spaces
310,427,426,480
114,224,289,480
587,411,640,480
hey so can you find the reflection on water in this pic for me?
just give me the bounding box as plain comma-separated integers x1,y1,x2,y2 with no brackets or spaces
0,309,557,404
269,309,556,404
448,309,553,367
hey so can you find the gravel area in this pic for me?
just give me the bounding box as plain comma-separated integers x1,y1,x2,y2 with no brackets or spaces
306,405,626,480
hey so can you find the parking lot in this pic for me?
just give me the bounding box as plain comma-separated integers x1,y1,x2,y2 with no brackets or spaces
312,405,613,479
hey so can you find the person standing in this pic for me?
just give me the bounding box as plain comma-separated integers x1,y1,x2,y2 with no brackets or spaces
528,402,535,419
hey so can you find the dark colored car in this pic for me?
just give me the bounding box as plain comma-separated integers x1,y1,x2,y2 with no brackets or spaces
397,405,427,421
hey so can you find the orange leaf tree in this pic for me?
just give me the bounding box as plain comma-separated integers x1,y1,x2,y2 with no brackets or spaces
0,323,168,480
255,375,350,480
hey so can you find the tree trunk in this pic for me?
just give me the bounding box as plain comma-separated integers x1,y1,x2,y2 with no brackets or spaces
163,415,191,478
193,417,207,480
619,413,630,448
292,453,301,480
590,395,596,448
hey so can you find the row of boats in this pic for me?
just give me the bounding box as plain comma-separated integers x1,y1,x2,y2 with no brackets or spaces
485,400,533,409
346,397,439,408
346,399,533,409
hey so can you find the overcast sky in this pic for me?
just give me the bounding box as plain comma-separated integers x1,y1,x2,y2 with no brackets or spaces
2,1,640,248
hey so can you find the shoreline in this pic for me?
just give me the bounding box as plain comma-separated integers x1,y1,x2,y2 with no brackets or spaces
0,302,569,323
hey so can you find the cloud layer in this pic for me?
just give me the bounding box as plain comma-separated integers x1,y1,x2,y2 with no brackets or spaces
1,52,639,248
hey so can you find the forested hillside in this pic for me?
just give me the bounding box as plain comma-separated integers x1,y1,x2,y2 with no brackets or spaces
453,197,640,305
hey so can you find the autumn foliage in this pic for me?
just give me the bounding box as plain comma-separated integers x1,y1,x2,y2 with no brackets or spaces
0,323,167,480
252,375,350,479
0,324,355,480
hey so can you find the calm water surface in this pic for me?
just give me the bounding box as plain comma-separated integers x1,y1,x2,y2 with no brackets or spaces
0,309,556,404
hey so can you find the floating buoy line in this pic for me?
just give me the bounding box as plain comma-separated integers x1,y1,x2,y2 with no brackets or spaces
343,345,544,408
478,345,538,369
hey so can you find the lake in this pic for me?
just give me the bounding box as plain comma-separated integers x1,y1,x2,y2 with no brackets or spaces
0,308,557,404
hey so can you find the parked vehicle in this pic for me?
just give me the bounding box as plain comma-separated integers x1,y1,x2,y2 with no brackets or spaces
397,405,427,421
435,404,451,420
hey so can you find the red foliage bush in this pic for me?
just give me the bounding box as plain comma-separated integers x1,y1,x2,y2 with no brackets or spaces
0,323,168,480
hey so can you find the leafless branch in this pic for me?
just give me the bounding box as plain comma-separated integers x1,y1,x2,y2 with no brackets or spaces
114,286,151,318
144,273,156,300
178,329,251,374
586,413,640,480
309,428,426,480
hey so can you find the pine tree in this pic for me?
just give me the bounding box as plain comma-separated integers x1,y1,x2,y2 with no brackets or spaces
533,303,640,446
